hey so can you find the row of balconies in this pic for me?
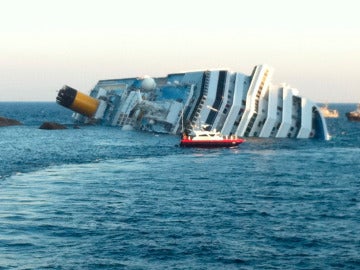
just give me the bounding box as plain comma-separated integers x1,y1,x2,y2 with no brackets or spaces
254,69,269,112
191,72,210,126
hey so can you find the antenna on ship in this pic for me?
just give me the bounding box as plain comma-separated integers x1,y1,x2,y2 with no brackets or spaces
181,105,184,133
181,103,189,135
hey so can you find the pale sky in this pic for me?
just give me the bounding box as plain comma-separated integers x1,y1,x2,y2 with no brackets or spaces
0,0,359,102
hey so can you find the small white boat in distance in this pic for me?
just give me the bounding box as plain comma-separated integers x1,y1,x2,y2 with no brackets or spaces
319,104,339,118
346,103,360,122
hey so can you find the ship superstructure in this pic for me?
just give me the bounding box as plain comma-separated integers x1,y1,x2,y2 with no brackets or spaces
56,64,330,140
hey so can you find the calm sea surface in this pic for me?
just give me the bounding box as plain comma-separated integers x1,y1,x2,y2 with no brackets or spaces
0,102,359,269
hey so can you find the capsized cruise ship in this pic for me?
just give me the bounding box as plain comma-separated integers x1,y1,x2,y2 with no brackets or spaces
56,64,330,140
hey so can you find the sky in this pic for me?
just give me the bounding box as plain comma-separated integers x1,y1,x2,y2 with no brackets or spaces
0,0,359,102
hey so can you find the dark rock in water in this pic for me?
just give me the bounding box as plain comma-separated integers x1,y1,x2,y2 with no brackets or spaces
0,116,22,127
39,122,67,130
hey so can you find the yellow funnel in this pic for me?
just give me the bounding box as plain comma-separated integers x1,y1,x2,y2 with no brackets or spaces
70,91,99,117
56,85,99,118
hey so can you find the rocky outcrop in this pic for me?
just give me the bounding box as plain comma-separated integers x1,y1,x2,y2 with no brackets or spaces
0,116,22,127
39,122,67,130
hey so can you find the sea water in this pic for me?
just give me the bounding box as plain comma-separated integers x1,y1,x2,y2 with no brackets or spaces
0,102,359,269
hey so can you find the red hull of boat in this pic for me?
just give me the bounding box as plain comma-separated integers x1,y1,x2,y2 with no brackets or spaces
180,138,245,148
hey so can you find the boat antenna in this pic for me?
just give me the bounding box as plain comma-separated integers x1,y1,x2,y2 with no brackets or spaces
206,105,219,112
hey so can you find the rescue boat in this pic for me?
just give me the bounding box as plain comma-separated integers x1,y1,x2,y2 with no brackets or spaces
180,126,245,148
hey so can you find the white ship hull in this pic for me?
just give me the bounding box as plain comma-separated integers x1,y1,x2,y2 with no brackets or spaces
56,65,330,140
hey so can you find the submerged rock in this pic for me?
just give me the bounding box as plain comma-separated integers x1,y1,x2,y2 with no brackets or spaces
39,122,67,130
0,116,22,127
